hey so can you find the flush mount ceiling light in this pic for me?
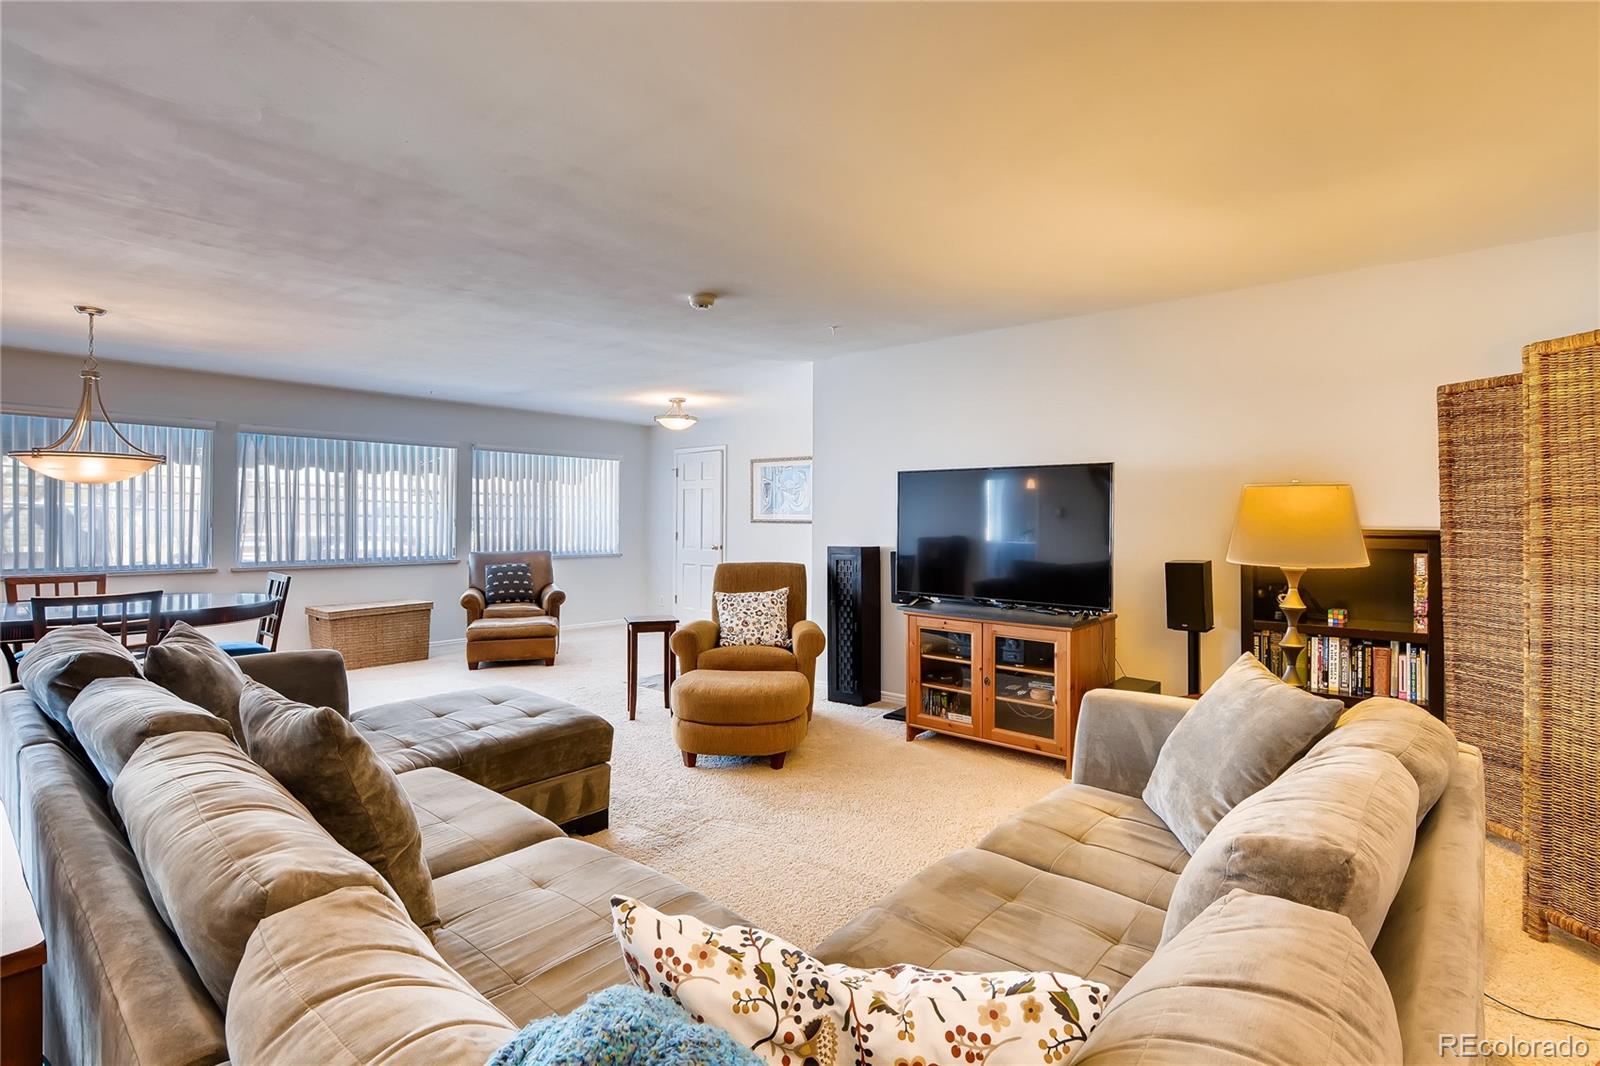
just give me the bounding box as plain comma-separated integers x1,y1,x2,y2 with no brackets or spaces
654,397,699,431
6,306,167,484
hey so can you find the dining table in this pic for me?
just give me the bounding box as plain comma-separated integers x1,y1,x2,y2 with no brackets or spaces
0,591,281,645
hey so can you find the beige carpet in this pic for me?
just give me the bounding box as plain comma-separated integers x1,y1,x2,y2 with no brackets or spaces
349,623,1600,1062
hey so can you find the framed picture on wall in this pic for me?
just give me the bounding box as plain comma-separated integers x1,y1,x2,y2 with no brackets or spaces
751,456,813,523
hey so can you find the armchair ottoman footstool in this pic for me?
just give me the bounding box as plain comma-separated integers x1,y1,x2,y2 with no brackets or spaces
672,669,810,769
466,616,560,668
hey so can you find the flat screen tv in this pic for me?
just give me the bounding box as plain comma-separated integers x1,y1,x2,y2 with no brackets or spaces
896,462,1113,613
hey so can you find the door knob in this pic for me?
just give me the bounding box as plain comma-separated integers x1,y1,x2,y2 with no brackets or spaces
711,544,723,550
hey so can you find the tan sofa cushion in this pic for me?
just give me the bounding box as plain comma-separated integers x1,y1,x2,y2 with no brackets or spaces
352,687,611,795
112,730,405,1007
227,886,516,1066
1162,745,1418,948
142,620,251,734
238,681,438,931
1312,697,1457,824
68,675,235,785
431,836,742,1023
1143,653,1343,852
696,645,800,671
18,624,142,735
397,766,564,878
814,847,1166,993
14,740,227,1066
1076,890,1403,1066
976,783,1189,907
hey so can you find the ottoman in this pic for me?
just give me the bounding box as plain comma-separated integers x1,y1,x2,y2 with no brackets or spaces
352,685,612,832
671,669,810,769
467,615,560,669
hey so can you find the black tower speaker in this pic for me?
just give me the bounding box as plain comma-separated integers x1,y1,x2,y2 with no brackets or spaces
1165,560,1214,695
827,546,882,706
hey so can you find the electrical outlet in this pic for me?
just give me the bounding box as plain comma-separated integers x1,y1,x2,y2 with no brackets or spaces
657,595,666,606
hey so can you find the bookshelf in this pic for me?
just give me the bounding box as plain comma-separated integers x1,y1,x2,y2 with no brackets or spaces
1240,528,1443,719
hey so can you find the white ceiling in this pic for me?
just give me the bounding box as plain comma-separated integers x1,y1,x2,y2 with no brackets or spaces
3,2,1596,423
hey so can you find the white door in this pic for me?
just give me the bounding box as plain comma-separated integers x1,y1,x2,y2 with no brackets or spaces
674,446,725,619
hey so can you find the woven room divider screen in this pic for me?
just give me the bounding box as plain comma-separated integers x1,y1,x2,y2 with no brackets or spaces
1437,374,1524,841
1522,328,1600,948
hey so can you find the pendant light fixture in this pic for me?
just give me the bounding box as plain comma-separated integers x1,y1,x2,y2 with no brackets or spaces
653,397,698,431
6,306,166,484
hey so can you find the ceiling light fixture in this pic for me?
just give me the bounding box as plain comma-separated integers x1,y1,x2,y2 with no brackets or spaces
689,292,717,310
654,397,699,431
6,306,167,484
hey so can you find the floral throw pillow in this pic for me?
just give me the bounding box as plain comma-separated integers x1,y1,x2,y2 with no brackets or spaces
611,897,1108,1066
715,589,791,649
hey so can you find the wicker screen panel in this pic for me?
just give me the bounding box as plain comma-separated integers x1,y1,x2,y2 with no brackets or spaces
1437,374,1525,840
1522,328,1600,948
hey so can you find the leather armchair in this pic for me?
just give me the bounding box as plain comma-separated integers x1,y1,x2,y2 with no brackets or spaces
669,562,826,711
461,550,565,625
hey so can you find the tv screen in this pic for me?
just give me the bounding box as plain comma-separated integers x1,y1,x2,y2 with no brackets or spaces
896,463,1113,612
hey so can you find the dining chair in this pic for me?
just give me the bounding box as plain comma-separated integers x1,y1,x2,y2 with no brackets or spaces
27,589,165,656
3,573,111,682
219,571,292,657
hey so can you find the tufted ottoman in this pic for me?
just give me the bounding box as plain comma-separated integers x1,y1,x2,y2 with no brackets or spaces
352,685,612,833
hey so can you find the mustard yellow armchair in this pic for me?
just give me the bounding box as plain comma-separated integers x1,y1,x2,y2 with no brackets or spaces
670,562,825,711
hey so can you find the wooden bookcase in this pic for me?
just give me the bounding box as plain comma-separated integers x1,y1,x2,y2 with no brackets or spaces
1239,528,1443,719
903,606,1115,774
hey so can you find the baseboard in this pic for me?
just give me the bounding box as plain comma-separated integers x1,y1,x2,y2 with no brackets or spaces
427,617,623,653
879,689,906,705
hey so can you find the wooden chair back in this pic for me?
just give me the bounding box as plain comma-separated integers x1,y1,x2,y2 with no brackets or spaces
28,590,164,649
5,574,108,604
256,571,292,651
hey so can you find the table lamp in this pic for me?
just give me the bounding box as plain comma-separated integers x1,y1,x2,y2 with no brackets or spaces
1226,482,1369,687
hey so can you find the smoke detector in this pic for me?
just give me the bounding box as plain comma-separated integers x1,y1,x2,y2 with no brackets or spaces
688,292,717,311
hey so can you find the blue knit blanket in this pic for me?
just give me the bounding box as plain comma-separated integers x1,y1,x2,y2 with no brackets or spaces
486,984,761,1066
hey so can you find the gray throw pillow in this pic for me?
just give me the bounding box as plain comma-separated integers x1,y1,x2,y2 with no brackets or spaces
1310,697,1457,825
1143,652,1343,852
1161,745,1418,948
68,676,235,786
237,681,438,932
18,623,143,735
143,620,249,735
1076,890,1404,1066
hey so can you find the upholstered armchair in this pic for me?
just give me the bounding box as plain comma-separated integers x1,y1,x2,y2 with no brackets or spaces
460,550,566,625
670,562,826,711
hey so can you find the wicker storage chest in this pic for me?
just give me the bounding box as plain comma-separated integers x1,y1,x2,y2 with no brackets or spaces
305,599,434,669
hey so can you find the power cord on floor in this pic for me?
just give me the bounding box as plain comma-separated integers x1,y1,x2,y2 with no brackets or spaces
1484,992,1600,1033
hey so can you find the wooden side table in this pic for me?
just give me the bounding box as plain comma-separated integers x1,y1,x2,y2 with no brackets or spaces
1,803,45,1066
625,614,679,721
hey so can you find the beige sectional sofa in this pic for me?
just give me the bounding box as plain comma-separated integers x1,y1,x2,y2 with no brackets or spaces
1,644,1484,1066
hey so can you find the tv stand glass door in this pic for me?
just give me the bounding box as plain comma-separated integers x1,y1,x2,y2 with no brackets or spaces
907,616,980,736
985,623,1069,756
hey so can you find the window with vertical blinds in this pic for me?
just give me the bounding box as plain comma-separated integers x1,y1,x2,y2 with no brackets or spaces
237,432,455,567
472,449,620,556
2,412,212,573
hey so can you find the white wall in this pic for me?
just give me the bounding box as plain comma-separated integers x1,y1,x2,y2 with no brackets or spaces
646,362,814,614
0,348,655,649
812,232,1600,699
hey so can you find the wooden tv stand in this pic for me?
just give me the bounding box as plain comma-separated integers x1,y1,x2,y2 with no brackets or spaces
903,605,1115,775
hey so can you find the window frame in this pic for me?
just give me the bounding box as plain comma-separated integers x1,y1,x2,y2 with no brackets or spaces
1,408,215,575
234,428,458,570
470,446,623,559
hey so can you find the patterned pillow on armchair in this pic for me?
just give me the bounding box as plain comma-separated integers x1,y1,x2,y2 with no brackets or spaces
715,589,791,649
484,562,539,605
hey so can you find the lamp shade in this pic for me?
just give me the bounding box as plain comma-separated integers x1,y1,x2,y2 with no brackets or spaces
1225,483,1369,569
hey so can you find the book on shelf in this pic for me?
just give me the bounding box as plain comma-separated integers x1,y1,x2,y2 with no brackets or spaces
1412,552,1429,633
1283,633,1426,708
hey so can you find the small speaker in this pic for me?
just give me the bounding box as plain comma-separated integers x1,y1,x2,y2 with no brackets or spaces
1165,560,1214,633
890,549,914,605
